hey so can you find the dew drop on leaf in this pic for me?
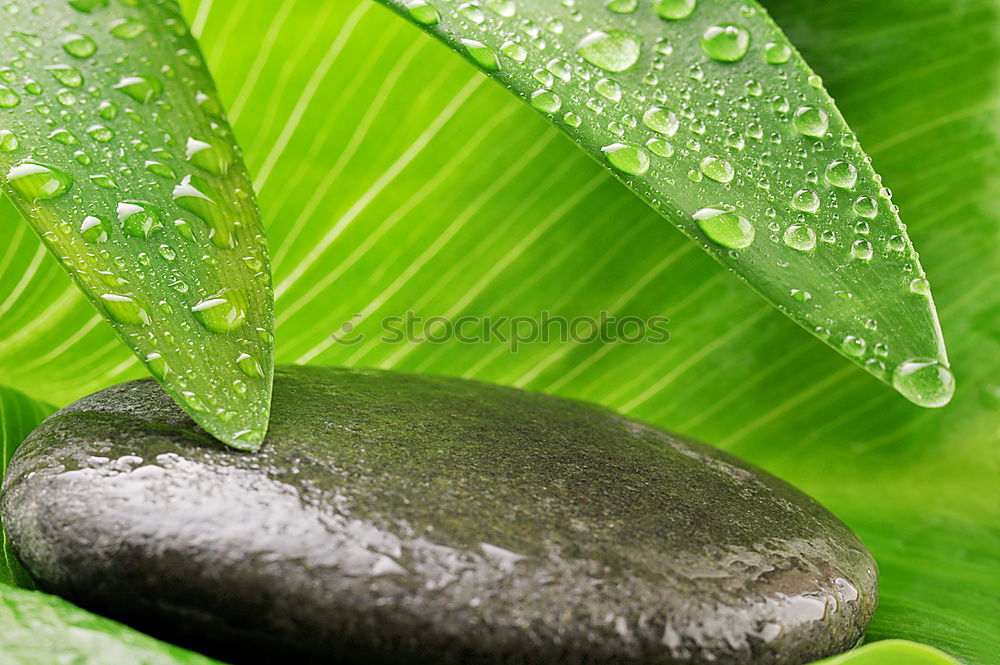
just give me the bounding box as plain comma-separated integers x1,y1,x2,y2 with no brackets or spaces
602,143,649,175
404,0,439,25
841,335,867,357
654,0,695,20
80,214,109,243
192,292,248,334
763,41,791,64
186,137,233,176
0,85,21,108
146,352,167,380
100,293,150,326
0,129,18,152
825,159,857,188
700,24,750,63
61,33,97,58
699,156,734,183
6,162,73,200
910,277,931,296
577,29,641,72
853,195,878,218
117,201,164,239
791,188,820,213
605,0,637,14
114,74,163,103
783,223,817,251
236,352,264,378
529,89,561,114
692,207,755,249
793,105,829,137
642,106,679,136
461,39,500,71
851,239,874,261
891,359,955,408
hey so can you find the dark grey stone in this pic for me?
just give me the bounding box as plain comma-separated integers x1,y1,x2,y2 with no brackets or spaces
1,366,876,665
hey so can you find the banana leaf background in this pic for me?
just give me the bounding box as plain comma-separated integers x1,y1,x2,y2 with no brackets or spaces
0,0,997,663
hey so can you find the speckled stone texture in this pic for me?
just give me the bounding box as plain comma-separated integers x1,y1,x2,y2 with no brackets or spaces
1,366,876,665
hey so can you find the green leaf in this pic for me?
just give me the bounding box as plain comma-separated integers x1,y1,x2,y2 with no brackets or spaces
0,0,274,450
375,0,954,408
0,0,996,663
0,581,225,664
815,640,961,665
0,384,51,587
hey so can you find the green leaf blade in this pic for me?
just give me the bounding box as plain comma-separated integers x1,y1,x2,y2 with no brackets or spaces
379,0,953,407
0,0,273,449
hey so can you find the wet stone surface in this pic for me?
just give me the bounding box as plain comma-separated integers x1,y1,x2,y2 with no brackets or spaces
1,366,876,664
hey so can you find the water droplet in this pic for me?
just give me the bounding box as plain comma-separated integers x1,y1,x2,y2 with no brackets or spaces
577,30,641,72
851,239,873,261
458,3,485,23
595,78,622,101
114,75,163,103
763,42,791,64
605,0,637,14
404,0,440,25
825,160,857,188
654,0,695,20
601,143,649,175
642,106,678,136
100,293,150,325
145,352,167,380
80,215,109,243
0,129,18,152
145,160,175,179
645,137,673,157
109,17,147,39
485,0,516,17
892,359,955,408
563,111,581,127
700,24,750,63
236,352,264,378
0,85,21,108
783,223,816,251
173,174,235,248
192,292,247,333
68,0,109,12
6,162,73,200
117,201,164,239
910,277,931,296
186,136,233,176
696,157,731,185
791,189,820,213
790,289,811,302
461,39,500,71
87,124,114,142
793,105,828,137
500,41,527,62
62,34,97,58
852,195,877,218
692,207,755,249
46,64,83,88
841,335,867,357
530,89,561,114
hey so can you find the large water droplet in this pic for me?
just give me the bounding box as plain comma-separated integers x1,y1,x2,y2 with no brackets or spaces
699,156,734,183
530,89,561,114
654,0,695,20
642,106,678,136
173,175,235,249
852,195,878,219
605,0,637,14
114,75,163,103
841,335,867,357
577,30,641,72
6,162,73,200
0,130,18,152
791,189,820,213
62,34,97,58
783,223,817,251
186,136,234,176
602,143,649,175
461,39,500,71
100,293,150,325
763,41,791,64
825,160,857,188
793,105,828,137
236,352,264,378
693,207,755,249
404,0,440,24
892,359,955,408
117,201,164,239
0,85,21,108
192,292,247,333
700,24,749,62
68,0,109,12
80,215,110,243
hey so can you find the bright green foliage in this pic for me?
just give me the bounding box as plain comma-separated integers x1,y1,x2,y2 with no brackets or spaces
378,0,954,408
815,640,960,665
0,0,274,450
0,0,996,663
0,385,50,588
